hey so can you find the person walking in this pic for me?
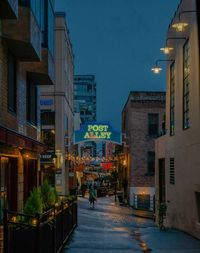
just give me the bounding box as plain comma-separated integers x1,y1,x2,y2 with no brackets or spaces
89,184,96,209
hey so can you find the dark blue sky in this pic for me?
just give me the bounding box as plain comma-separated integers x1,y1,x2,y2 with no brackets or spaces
56,0,180,130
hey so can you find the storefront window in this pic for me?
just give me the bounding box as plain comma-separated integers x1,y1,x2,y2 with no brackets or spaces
41,129,55,150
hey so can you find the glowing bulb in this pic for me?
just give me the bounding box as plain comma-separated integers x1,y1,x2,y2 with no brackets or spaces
160,46,173,55
151,67,162,74
172,22,188,32
31,218,37,226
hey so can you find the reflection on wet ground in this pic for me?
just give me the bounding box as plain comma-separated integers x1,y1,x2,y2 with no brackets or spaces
65,196,154,253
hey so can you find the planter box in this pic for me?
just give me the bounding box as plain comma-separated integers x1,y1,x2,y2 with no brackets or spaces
3,201,77,253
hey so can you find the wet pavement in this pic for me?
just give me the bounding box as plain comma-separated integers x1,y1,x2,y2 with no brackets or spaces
64,196,200,253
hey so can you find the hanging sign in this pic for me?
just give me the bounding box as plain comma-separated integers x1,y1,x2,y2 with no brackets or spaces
74,122,122,144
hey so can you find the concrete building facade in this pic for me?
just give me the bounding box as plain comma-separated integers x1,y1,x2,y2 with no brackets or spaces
155,0,200,239
122,92,165,211
40,12,74,195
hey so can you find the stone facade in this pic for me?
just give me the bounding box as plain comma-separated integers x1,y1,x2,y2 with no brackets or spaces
122,92,165,211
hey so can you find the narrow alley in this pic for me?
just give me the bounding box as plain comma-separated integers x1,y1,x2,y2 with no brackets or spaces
64,197,200,253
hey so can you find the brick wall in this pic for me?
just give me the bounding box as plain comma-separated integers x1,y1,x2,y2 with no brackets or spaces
123,92,165,188
0,38,18,130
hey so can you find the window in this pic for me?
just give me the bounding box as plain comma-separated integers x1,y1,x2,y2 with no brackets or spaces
41,0,54,56
170,158,175,184
41,111,55,125
170,62,175,136
183,40,190,129
30,0,42,26
27,78,37,126
19,0,42,26
148,114,159,137
147,151,155,175
8,52,17,113
47,0,54,56
41,129,55,150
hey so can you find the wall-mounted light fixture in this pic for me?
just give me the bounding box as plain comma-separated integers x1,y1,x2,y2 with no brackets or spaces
151,59,174,74
20,149,31,159
172,10,197,32
160,37,186,55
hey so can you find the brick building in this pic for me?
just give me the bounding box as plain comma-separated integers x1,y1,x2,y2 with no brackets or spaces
0,1,55,250
122,91,165,211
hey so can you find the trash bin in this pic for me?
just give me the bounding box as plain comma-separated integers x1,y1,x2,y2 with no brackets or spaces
117,191,124,203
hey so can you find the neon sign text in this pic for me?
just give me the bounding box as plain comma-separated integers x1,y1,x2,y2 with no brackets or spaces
84,125,112,139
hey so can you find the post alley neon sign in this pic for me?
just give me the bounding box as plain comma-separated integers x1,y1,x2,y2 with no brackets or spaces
84,125,112,139
74,122,122,144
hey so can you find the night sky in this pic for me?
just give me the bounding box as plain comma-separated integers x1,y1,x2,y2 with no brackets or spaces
55,0,180,130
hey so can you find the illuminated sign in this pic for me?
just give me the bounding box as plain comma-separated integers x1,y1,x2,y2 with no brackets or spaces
74,122,122,144
100,162,113,170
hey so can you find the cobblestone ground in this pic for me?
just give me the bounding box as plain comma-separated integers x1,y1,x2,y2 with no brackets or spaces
64,197,200,253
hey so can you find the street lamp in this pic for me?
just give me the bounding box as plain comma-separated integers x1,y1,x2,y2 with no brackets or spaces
160,37,186,55
151,59,174,74
172,10,198,32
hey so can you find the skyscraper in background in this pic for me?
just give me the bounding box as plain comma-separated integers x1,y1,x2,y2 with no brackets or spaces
74,75,96,123
74,75,97,156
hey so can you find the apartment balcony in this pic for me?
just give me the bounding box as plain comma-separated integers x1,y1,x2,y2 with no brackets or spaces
2,6,41,61
23,48,55,85
0,0,18,19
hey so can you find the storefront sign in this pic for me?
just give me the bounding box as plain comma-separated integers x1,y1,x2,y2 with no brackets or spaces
40,152,54,163
40,99,54,106
74,122,121,144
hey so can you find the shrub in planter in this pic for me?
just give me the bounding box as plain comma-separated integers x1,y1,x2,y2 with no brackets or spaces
41,179,57,211
24,187,43,215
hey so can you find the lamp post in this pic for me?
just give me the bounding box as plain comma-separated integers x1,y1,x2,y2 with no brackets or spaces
151,59,174,74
